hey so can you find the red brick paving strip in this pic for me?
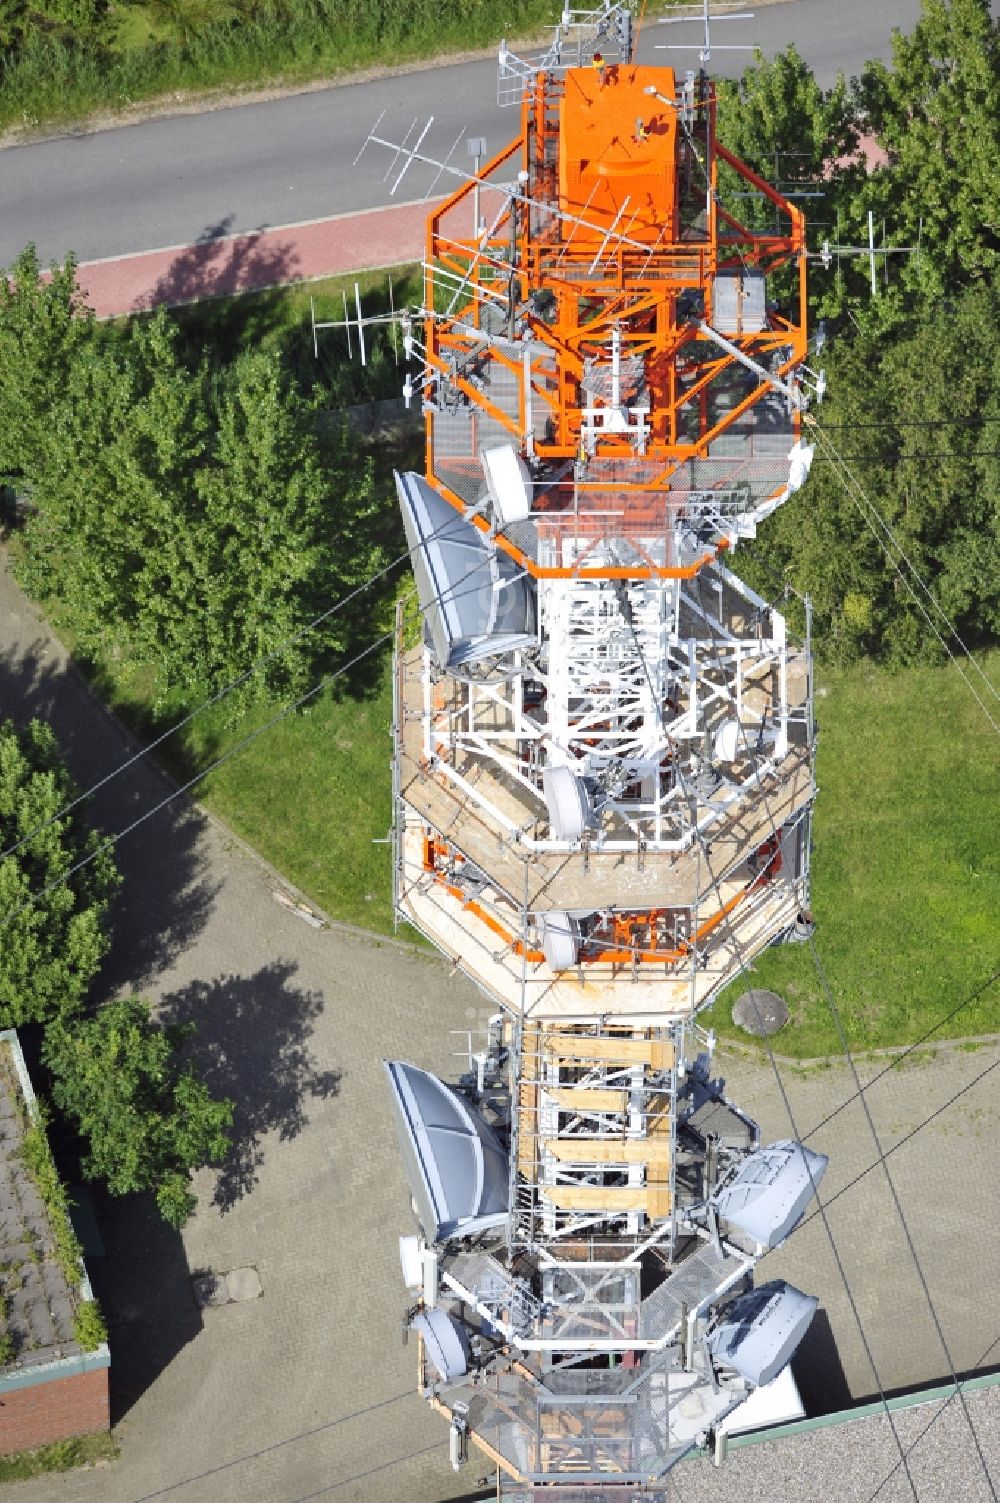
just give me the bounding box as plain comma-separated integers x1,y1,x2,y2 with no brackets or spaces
71,199,438,319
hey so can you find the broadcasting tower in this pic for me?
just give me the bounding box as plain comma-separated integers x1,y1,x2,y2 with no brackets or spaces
378,4,829,1490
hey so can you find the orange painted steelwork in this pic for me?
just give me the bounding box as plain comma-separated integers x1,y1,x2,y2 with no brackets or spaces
421,833,782,967
422,63,808,580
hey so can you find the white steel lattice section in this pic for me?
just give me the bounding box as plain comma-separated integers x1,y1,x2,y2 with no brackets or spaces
413,567,809,852
542,577,672,771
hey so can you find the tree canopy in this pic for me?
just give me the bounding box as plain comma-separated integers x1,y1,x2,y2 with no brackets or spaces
714,1,1000,665
715,42,858,244
193,348,378,708
0,246,93,480
4,266,383,711
43,996,234,1228
0,717,231,1226
18,309,210,679
738,286,1000,662
0,718,119,1028
857,0,1000,307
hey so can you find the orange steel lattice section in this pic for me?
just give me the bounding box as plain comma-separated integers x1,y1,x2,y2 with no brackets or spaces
421,63,808,581
421,831,783,968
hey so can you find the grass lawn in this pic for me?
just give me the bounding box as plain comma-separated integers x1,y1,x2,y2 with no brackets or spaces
56,557,408,937
703,655,1000,1058
180,647,400,934
0,1432,117,1483
80,599,999,1053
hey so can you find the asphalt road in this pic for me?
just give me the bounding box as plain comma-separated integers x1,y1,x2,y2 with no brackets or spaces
0,0,941,269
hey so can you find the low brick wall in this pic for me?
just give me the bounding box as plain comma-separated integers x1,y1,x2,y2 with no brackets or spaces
0,1363,109,1455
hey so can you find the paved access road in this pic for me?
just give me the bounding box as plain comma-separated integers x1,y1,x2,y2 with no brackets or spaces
0,0,933,270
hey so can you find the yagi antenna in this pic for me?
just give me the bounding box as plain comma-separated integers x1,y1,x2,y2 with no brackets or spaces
423,124,467,203
355,116,662,262
355,281,366,367
497,2,637,106
383,116,419,184
392,117,434,197
311,276,403,367
816,214,921,296
655,0,755,65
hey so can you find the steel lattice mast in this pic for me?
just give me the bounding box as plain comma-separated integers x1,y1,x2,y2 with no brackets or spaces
379,6,829,1493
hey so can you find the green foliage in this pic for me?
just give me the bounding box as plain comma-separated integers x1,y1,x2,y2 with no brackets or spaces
711,7,1000,666
741,284,1000,664
7,261,385,709
19,1106,86,1286
716,44,858,242
0,718,120,1029
0,1432,117,1481
0,0,108,52
0,245,93,479
43,996,234,1228
70,1297,107,1351
0,1294,13,1365
0,714,225,1229
856,0,1000,309
0,0,567,131
18,310,211,684
194,349,380,709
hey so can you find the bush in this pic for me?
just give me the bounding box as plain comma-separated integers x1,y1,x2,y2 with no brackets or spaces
71,1298,107,1352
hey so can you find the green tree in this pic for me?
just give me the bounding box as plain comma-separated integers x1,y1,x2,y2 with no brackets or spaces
18,309,211,686
0,246,92,481
716,44,858,208
43,996,234,1228
714,45,860,317
0,718,119,1028
194,349,381,707
741,285,1000,662
18,312,383,711
857,0,1000,308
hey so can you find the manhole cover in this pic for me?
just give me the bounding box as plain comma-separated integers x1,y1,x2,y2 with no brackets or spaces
191,1267,263,1309
732,989,789,1037
226,1267,263,1304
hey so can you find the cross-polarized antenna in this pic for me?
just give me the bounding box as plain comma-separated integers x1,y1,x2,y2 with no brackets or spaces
497,1,637,106
816,212,922,295
354,114,659,261
310,277,404,369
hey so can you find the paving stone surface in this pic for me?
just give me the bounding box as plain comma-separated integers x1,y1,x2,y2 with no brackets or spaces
1,548,998,1503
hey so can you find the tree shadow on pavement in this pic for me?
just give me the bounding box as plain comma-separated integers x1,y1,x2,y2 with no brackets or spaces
160,961,342,1213
0,640,218,996
86,1183,202,1426
139,214,301,314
